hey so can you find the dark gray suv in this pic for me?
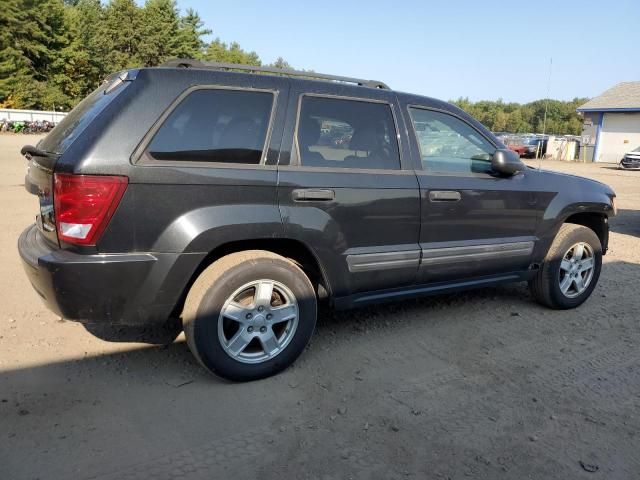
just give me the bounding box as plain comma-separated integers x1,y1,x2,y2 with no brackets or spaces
18,60,616,381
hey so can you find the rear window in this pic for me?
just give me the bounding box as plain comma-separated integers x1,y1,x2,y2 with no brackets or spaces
146,89,274,164
296,96,400,170
38,74,129,155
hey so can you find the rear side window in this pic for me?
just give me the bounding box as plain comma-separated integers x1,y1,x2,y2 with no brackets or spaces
408,108,495,175
297,96,400,170
147,89,274,164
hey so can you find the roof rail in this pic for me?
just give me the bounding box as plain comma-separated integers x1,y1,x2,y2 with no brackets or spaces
159,58,390,90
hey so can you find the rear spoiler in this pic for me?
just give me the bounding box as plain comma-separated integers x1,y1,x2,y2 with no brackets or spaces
22,145,59,195
21,144,54,160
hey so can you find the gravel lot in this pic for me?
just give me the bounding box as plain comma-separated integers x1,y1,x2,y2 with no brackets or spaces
1,133,639,479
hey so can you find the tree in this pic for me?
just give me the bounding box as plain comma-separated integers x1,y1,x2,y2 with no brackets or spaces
452,97,587,135
0,0,69,109
0,0,24,104
203,39,261,65
0,0,291,109
268,57,292,69
99,0,142,72
174,8,210,59
54,0,105,106
138,0,180,66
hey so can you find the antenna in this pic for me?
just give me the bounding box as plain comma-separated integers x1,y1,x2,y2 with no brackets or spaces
539,57,552,169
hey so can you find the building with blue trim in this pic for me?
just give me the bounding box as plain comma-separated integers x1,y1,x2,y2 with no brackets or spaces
577,82,640,163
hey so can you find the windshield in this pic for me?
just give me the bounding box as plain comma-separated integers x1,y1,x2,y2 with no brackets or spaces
38,73,130,154
633,146,640,152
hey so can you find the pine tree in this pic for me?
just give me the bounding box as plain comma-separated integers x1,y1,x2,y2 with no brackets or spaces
0,0,291,109
268,57,292,69
99,0,142,72
0,0,68,108
55,0,105,105
138,0,180,66
0,0,25,104
204,39,261,65
174,8,210,59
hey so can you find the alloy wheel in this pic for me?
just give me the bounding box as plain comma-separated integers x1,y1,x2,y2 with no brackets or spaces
558,242,595,298
217,280,299,364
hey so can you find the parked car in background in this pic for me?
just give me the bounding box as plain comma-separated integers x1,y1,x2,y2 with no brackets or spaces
504,136,527,156
492,132,509,143
523,137,548,158
18,60,616,381
619,146,640,170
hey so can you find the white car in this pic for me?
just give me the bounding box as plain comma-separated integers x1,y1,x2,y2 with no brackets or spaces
620,146,640,170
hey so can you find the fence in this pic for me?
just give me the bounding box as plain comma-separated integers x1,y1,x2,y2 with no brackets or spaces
0,108,67,123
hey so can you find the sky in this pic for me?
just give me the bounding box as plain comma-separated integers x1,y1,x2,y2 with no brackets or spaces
175,0,639,103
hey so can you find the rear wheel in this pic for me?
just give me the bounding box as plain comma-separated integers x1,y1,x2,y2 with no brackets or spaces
529,224,602,309
183,250,317,381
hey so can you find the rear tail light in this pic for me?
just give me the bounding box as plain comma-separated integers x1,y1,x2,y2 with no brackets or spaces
53,173,128,245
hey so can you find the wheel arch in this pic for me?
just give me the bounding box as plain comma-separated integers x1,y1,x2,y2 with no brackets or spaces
533,202,611,266
172,238,331,318
563,211,609,253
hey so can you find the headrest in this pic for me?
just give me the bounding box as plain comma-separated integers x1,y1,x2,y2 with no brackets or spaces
348,127,379,151
299,118,322,148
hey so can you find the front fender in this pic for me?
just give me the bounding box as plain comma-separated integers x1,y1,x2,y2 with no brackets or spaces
532,180,614,263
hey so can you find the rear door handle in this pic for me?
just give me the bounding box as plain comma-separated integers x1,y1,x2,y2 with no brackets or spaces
429,190,461,202
292,189,335,202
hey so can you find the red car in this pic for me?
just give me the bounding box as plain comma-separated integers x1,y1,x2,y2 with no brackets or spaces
508,144,526,156
505,137,526,157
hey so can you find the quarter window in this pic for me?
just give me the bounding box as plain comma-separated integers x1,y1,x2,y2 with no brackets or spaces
297,96,400,170
147,89,274,164
409,108,495,174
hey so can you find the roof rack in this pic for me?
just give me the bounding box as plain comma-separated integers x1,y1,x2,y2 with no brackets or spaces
159,58,390,90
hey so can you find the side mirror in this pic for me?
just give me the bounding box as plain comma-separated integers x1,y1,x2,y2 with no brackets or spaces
492,149,526,176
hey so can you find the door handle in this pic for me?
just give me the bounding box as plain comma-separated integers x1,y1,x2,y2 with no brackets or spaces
292,188,335,202
429,190,461,202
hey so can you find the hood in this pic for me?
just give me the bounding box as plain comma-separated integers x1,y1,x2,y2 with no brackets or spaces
533,167,615,196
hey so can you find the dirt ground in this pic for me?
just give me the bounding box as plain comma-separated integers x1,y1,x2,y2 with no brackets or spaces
1,133,639,480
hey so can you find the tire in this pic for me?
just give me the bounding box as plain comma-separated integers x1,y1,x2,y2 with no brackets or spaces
182,250,317,381
529,224,602,309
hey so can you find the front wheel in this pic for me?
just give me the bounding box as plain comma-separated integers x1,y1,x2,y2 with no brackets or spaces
529,224,602,309
182,250,317,381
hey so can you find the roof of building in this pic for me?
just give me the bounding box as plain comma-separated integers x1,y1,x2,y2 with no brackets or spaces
578,81,640,112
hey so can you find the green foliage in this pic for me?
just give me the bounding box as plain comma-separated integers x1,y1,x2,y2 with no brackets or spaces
452,97,588,136
203,39,261,65
0,0,288,110
55,0,105,103
0,0,68,108
138,0,180,67
174,8,211,59
268,57,292,69
100,0,143,72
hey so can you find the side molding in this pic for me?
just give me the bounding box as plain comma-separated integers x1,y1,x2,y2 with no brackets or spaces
421,241,534,266
345,241,534,273
347,250,421,273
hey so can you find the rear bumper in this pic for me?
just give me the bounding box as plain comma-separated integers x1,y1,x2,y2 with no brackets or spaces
18,224,204,325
